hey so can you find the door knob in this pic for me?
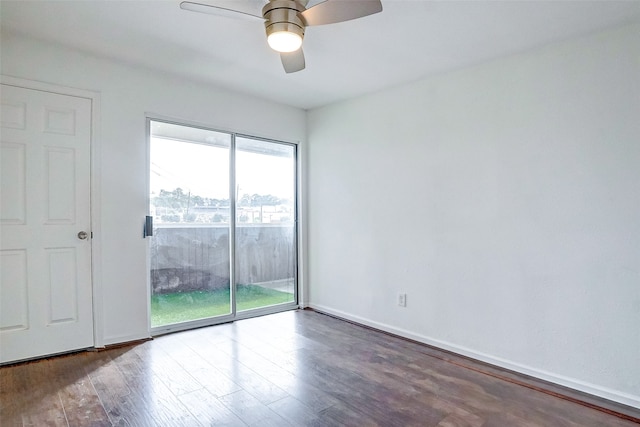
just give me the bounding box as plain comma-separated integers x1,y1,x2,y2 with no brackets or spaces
77,231,89,240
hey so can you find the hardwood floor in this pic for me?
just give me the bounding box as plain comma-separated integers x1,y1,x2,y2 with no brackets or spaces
1,309,638,426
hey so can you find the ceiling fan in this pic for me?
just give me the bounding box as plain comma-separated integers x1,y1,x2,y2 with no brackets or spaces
180,0,383,73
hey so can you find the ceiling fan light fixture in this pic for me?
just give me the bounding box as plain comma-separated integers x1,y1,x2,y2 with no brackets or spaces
268,30,303,52
182,0,383,73
263,1,305,53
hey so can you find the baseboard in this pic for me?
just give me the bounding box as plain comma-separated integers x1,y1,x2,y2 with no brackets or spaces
308,303,640,411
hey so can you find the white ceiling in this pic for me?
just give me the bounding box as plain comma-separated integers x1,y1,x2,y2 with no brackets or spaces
2,0,639,110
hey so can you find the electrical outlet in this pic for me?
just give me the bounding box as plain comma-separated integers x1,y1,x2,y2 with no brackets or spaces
398,293,407,307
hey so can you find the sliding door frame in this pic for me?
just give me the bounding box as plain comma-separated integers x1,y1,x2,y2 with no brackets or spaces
146,115,299,336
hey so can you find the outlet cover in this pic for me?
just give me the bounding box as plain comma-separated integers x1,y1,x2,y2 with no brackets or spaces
398,293,407,307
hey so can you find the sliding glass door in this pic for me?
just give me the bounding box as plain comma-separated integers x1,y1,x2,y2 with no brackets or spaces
235,137,296,312
148,120,297,333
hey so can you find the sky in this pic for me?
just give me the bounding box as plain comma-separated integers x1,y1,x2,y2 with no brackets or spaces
150,137,295,201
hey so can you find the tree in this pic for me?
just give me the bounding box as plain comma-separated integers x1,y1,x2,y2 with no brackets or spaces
238,194,252,207
249,194,281,207
154,188,189,209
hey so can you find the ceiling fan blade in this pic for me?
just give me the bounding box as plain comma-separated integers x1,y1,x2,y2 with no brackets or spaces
281,49,305,73
180,1,264,20
300,0,382,26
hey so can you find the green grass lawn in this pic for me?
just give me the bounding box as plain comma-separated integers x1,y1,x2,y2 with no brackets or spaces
151,284,294,327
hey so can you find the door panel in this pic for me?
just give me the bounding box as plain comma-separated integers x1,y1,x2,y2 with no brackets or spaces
0,84,93,363
149,121,232,328
46,247,80,324
45,147,77,223
235,137,296,311
0,142,26,224
0,250,28,331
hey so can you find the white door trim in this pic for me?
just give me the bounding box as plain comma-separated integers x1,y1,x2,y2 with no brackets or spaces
1,75,104,348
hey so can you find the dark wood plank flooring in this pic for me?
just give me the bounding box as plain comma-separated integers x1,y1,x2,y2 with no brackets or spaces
1,309,638,426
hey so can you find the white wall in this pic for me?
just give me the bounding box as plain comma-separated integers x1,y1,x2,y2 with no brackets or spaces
3,20,638,408
307,22,640,407
1,33,306,345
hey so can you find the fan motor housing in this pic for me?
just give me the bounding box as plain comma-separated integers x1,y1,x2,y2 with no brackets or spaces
263,0,306,41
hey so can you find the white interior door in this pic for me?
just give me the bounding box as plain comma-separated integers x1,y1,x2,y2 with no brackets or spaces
0,83,94,363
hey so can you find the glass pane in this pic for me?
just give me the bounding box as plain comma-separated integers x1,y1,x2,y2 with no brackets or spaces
149,121,231,328
235,137,296,311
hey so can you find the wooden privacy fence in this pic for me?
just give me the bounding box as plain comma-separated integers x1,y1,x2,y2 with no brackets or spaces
149,224,295,294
